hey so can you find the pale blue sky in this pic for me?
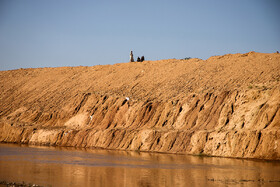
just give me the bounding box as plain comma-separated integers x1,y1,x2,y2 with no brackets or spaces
0,0,279,70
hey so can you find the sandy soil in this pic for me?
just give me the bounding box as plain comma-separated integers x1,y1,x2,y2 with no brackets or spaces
0,52,279,160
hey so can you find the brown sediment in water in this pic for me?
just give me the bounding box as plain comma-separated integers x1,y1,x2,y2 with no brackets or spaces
0,180,41,187
0,52,280,160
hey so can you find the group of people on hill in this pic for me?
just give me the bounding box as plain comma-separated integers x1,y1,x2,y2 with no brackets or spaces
137,56,145,62
129,51,145,62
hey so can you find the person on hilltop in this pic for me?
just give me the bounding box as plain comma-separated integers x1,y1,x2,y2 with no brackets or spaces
137,57,141,62
140,56,145,62
130,51,134,62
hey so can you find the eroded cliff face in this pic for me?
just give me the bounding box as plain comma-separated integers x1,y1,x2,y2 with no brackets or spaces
0,52,280,160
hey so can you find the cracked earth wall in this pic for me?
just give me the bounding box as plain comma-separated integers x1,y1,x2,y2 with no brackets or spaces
0,52,279,160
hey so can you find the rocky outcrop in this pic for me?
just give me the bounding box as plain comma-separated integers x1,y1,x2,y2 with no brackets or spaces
0,52,280,160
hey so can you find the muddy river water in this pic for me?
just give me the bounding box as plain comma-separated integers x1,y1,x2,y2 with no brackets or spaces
0,143,280,187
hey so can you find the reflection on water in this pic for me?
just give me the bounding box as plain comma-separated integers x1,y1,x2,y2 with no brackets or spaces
0,143,280,187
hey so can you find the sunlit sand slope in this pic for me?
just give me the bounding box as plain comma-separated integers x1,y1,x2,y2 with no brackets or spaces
1,52,280,160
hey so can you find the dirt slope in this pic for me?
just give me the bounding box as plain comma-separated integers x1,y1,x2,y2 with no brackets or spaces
0,52,280,160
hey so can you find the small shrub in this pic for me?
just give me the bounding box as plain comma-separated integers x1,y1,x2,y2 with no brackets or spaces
262,86,268,90
248,85,253,89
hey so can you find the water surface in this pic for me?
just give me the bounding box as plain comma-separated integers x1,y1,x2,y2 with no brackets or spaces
0,143,280,187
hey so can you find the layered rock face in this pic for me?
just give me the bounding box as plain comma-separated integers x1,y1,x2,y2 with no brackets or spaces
0,52,280,160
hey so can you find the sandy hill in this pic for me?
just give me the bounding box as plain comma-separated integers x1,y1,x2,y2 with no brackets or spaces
0,52,280,160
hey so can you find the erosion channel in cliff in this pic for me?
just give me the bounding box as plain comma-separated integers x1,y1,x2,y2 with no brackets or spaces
0,52,280,160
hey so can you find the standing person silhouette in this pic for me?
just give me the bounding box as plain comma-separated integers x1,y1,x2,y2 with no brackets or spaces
130,51,134,62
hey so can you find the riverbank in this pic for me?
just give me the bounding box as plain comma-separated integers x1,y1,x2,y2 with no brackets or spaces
0,181,41,187
0,52,280,160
